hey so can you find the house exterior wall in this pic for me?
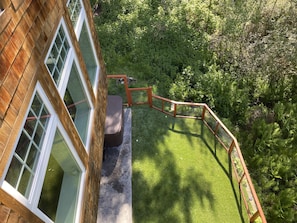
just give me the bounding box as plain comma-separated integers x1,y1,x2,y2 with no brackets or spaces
0,0,107,222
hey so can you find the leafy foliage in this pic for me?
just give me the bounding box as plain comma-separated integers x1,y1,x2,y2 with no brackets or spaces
209,2,297,221
94,0,215,95
94,0,297,222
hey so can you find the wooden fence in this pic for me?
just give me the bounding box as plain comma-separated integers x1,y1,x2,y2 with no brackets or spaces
107,75,267,223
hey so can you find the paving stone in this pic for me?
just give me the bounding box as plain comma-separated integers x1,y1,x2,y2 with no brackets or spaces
97,109,132,223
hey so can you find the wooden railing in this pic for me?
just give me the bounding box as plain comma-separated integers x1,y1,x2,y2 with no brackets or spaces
107,75,267,223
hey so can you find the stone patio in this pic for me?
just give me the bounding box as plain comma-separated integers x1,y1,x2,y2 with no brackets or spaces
97,109,132,223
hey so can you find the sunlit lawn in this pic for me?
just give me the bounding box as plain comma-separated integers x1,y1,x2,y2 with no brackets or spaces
132,106,248,223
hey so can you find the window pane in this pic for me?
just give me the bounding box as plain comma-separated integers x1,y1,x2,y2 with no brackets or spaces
79,22,98,87
46,25,70,85
33,123,44,146
24,111,37,136
67,0,82,27
38,129,82,223
5,157,22,188
27,144,40,171
5,93,51,198
40,107,50,127
57,57,64,73
31,95,42,115
64,89,76,121
52,45,59,58
15,133,30,160
38,154,64,221
64,63,91,144
53,70,60,84
56,33,62,47
18,168,34,197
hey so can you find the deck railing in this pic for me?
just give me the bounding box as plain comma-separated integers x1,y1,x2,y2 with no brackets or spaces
107,74,267,223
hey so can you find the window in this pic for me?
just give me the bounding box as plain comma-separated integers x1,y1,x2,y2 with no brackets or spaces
67,2,100,90
5,93,51,198
46,25,70,85
45,20,93,147
79,22,98,87
64,62,91,144
38,129,82,223
67,0,82,27
1,85,84,223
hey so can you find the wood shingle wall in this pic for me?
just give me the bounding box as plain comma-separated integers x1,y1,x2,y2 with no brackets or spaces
0,203,29,223
0,0,107,222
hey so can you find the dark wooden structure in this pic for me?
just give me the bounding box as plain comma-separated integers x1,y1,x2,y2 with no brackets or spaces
0,0,107,222
104,95,124,147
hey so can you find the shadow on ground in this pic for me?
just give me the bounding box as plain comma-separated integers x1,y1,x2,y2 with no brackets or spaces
132,106,247,223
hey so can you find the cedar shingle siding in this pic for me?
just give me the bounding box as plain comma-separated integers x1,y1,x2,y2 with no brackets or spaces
0,0,107,222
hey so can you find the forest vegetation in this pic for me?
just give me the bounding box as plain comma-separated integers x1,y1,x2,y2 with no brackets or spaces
91,0,297,222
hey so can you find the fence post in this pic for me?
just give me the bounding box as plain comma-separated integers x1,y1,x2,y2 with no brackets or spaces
214,121,220,134
121,75,132,106
173,103,177,117
250,211,260,223
202,105,206,121
127,89,133,106
148,86,153,108
228,140,235,155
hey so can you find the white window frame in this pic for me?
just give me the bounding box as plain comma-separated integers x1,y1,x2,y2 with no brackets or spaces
1,83,55,207
0,83,86,223
67,0,83,29
70,1,100,93
33,121,86,223
60,51,94,150
45,18,94,151
45,19,72,89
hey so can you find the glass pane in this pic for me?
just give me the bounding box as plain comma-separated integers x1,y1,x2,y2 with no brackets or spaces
5,157,23,188
31,95,42,116
27,144,40,170
38,154,64,221
60,47,67,61
56,33,62,47
68,0,82,27
59,27,65,39
52,45,59,58
18,168,33,197
5,92,51,198
46,25,70,85
33,123,44,146
53,69,60,83
15,132,30,160
57,58,63,72
64,63,91,143
64,40,70,53
46,62,55,73
79,22,98,87
24,111,37,136
40,107,50,127
64,89,76,121
38,130,82,223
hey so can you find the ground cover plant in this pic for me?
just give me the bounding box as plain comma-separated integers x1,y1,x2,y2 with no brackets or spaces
95,0,297,221
131,106,248,223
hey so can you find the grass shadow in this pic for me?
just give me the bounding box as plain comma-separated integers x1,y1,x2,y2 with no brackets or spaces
201,123,247,223
133,148,215,223
132,107,248,223
170,118,247,223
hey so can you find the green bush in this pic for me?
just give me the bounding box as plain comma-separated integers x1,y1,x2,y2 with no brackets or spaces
95,0,297,221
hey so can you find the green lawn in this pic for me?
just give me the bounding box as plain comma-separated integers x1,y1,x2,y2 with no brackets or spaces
132,106,248,223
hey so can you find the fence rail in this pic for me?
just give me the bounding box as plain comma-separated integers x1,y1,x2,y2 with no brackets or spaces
107,74,267,223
